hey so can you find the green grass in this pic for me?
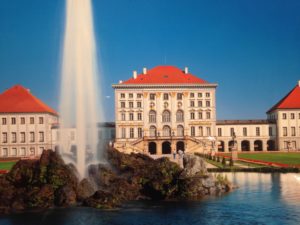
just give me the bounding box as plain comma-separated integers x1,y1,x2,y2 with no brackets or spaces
204,158,240,169
222,153,300,166
235,160,266,168
0,161,16,170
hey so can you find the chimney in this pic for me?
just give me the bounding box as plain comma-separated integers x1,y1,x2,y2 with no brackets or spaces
143,67,147,75
298,80,300,87
133,71,137,79
119,80,123,84
184,67,189,74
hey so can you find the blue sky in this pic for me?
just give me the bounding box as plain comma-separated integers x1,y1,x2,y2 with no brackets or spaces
0,0,300,121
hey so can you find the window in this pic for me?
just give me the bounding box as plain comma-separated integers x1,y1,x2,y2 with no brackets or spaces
121,102,125,108
190,112,195,120
190,101,195,107
129,93,133,98
30,132,35,142
129,113,134,121
198,101,202,107
206,112,211,119
39,132,44,142
243,127,247,136
11,148,17,156
21,132,25,143
12,132,17,143
129,102,133,108
2,148,8,157
256,127,260,136
120,93,125,98
176,110,184,122
138,128,143,138
20,148,26,156
206,93,210,98
230,128,235,137
149,110,156,123
177,93,183,100
30,148,35,156
137,113,142,121
39,117,44,124
121,128,126,138
282,113,287,119
207,127,211,136
199,126,203,136
121,113,125,121
299,113,300,119
137,102,142,108
190,93,194,98
163,126,171,136
283,127,287,136
137,93,142,98
198,112,203,119
2,133,7,143
163,93,169,100
269,127,273,136
177,125,184,136
2,118,7,125
291,113,295,119
130,128,134,138
30,117,34,124
70,131,75,141
162,110,171,122
21,117,25,124
11,118,16,125
291,127,296,136
218,128,222,137
198,93,202,98
206,101,210,107
191,126,195,136
150,94,155,100
149,126,156,137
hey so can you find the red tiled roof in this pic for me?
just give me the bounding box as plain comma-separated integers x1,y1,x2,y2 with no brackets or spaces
122,66,208,84
267,84,300,113
0,85,58,115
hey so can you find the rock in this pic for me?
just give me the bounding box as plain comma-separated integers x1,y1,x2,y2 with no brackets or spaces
83,190,121,209
0,148,233,214
55,185,77,206
77,178,96,201
181,154,208,177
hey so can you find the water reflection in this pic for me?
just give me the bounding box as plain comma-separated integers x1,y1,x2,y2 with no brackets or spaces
1,173,300,225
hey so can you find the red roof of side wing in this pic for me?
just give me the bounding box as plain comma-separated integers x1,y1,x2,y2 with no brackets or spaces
123,66,208,84
0,85,58,115
267,85,300,113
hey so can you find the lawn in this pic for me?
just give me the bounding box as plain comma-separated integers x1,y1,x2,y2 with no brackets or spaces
222,153,300,166
0,161,17,170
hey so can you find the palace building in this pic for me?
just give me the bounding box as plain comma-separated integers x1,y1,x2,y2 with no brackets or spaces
0,66,299,158
0,85,58,158
112,66,300,154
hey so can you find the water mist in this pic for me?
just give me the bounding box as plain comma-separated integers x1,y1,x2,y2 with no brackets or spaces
59,0,103,178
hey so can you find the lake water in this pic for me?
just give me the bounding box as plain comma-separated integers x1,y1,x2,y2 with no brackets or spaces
1,173,300,225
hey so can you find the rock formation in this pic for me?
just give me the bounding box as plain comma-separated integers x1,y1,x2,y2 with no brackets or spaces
0,149,232,214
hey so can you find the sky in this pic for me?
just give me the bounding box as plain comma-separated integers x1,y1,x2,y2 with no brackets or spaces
0,0,300,122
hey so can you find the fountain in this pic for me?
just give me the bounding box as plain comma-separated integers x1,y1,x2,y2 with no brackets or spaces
59,0,103,178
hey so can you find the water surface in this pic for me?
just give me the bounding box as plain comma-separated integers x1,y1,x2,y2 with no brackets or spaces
1,173,300,225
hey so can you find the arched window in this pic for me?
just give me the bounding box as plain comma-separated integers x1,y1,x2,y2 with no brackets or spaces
176,110,184,122
149,126,157,137
149,110,156,123
163,125,171,137
191,126,195,136
162,110,171,123
177,125,184,137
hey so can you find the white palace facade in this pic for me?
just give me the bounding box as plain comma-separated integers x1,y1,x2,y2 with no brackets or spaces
113,65,300,155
